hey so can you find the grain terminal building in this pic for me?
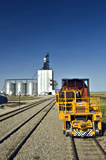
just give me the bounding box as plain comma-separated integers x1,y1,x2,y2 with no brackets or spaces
4,54,55,96
38,54,55,95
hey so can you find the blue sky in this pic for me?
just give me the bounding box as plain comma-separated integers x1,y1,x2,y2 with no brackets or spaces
0,0,106,91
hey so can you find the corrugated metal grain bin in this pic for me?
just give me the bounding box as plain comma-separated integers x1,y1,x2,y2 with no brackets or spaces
5,81,15,95
16,81,26,95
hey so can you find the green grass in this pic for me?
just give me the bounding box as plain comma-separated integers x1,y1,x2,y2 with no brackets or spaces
33,156,40,160
100,99,106,124
90,91,106,113
5,102,26,107
90,92,106,123
101,99,106,114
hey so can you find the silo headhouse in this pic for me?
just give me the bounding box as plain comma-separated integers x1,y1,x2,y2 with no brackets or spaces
38,54,54,95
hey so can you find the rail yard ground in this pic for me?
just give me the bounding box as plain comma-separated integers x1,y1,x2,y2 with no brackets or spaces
7,95,42,102
0,93,106,160
0,96,50,114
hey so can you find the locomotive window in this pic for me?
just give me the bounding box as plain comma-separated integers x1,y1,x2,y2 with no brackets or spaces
59,92,64,98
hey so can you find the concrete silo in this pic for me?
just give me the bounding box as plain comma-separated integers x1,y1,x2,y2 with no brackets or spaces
27,81,38,96
5,81,15,95
33,82,38,95
27,81,33,95
16,81,26,95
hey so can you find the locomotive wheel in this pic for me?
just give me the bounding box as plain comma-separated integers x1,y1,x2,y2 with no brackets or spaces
66,132,70,137
66,122,70,136
66,122,70,129
99,130,103,136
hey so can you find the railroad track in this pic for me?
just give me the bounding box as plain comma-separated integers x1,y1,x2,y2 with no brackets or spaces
0,97,54,122
0,98,55,142
71,137,106,160
0,99,55,160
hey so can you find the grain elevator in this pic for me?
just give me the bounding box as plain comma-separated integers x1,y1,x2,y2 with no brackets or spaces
4,54,55,96
38,54,55,95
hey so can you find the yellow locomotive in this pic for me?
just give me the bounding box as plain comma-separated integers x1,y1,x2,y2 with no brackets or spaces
55,79,102,137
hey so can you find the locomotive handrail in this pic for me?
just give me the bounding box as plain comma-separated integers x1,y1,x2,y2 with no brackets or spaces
57,97,101,113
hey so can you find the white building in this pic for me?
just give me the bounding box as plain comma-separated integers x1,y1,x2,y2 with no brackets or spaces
38,69,53,95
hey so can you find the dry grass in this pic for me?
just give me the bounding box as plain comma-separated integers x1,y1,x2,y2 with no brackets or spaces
90,92,106,98
7,96,41,102
4,102,26,107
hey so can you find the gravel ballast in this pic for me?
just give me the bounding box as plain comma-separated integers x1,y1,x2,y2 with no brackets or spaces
0,100,54,160
0,99,53,139
0,98,105,160
14,104,73,160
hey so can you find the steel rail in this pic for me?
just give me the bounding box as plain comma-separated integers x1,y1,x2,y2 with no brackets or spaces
71,137,106,160
94,138,106,158
7,102,55,160
0,98,54,122
0,97,53,117
71,137,79,160
0,99,54,144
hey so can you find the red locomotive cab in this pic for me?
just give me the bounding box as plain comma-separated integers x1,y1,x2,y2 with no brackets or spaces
62,79,90,98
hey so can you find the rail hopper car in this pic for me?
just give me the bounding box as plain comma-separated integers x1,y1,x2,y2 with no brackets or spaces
55,79,102,137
